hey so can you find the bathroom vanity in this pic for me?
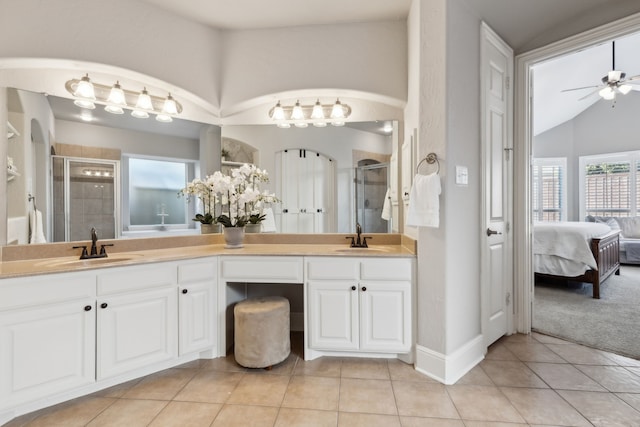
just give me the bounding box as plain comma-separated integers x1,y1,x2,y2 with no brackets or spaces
0,234,415,424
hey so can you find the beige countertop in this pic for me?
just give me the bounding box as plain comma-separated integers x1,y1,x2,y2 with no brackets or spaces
0,234,416,279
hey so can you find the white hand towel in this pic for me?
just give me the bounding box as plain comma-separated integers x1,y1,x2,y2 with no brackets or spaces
406,173,441,228
29,209,47,244
261,207,277,233
381,188,391,221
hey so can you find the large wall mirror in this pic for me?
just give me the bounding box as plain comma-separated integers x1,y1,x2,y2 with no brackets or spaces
4,85,402,246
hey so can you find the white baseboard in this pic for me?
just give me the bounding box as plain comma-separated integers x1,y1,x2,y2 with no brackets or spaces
415,335,485,384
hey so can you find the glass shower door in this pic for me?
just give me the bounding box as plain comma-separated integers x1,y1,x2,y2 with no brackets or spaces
356,163,390,233
52,156,119,242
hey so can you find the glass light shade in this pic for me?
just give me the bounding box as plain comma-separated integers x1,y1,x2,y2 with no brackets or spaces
74,74,96,100
277,122,291,128
135,88,153,111
311,100,325,120
74,99,96,109
599,86,615,100
104,105,124,114
330,99,345,119
162,94,178,115
313,121,327,127
271,101,286,120
155,113,173,123
331,121,345,127
107,82,126,106
131,109,149,119
618,84,632,95
294,122,308,128
291,101,305,121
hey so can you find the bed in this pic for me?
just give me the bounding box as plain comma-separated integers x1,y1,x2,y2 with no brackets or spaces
534,222,620,299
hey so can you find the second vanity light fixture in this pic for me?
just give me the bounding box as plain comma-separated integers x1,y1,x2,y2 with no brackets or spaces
269,99,351,128
65,74,182,122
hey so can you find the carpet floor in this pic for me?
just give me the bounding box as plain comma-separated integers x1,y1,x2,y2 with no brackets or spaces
533,264,640,359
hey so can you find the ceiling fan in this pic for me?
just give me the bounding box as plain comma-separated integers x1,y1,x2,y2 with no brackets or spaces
562,41,640,102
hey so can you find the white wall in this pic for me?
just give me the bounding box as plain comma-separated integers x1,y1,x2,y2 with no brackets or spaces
55,120,200,160
221,22,408,110
0,0,223,108
534,92,640,220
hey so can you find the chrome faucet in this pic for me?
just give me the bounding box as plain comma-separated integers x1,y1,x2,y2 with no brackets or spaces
72,227,113,259
346,222,372,248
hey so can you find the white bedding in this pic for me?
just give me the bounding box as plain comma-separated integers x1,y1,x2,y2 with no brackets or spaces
534,221,611,277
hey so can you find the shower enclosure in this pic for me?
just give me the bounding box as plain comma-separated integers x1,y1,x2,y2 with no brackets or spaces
355,162,390,233
52,156,120,242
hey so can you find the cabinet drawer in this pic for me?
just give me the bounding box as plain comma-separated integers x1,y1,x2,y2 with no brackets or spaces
307,258,359,280
178,258,216,284
361,259,412,281
97,263,177,295
0,272,96,311
220,256,303,283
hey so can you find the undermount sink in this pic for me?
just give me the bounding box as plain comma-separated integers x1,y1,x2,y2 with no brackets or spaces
36,253,144,268
334,247,392,253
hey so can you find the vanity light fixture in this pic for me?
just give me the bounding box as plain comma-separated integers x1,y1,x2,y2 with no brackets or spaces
268,98,351,128
66,75,183,122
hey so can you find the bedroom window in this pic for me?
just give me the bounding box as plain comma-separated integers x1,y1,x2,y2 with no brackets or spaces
579,151,640,218
532,158,566,222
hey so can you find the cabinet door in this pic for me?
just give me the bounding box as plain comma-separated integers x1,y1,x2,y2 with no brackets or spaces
97,287,177,380
359,281,411,352
0,300,95,409
308,281,359,351
179,282,215,355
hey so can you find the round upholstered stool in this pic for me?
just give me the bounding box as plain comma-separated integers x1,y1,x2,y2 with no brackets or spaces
234,296,290,369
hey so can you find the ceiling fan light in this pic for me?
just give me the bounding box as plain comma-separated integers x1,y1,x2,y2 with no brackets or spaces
608,70,623,82
135,88,153,111
74,74,96,100
619,84,632,95
291,100,305,121
599,86,615,100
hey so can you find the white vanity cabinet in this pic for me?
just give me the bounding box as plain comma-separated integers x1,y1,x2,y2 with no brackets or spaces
0,272,96,410
96,263,178,380
306,257,413,355
177,258,217,356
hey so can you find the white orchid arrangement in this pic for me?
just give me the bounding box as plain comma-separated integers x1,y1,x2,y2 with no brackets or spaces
181,164,278,227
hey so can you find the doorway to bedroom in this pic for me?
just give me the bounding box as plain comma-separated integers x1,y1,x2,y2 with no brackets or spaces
526,26,640,359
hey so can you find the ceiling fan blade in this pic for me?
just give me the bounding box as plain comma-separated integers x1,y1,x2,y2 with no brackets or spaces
577,88,601,101
624,75,640,84
561,85,600,93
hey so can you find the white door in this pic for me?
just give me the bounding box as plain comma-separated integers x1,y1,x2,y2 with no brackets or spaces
97,287,177,380
359,281,411,352
0,300,95,408
481,23,514,347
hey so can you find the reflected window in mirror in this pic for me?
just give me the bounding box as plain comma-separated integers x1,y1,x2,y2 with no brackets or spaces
122,156,196,233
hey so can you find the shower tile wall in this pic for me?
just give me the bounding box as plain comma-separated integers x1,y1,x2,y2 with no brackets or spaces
69,177,115,241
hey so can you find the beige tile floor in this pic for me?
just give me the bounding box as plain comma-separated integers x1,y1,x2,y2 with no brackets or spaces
5,332,640,427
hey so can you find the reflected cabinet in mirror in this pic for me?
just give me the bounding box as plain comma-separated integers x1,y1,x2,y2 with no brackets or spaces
4,87,400,246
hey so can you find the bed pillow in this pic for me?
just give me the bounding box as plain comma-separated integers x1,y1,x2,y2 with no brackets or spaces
616,217,640,238
586,215,620,231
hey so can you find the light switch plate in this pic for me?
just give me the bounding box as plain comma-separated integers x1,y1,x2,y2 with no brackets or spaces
456,166,468,185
